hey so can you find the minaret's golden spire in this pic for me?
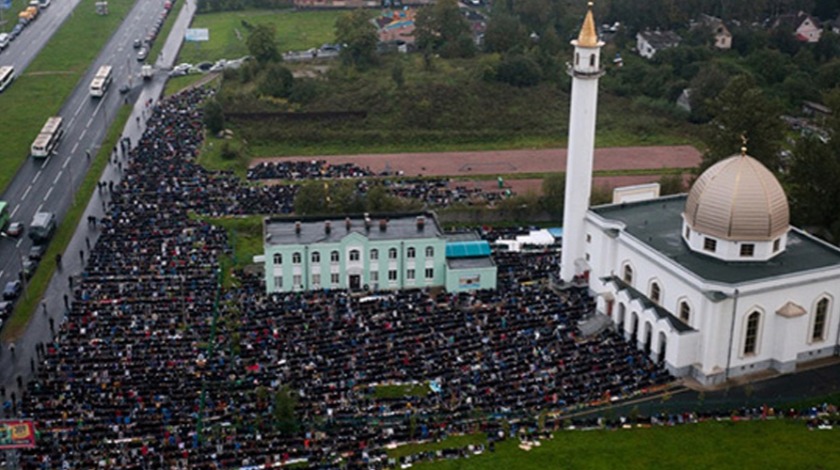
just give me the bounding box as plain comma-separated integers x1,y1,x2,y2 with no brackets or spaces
577,2,599,47
740,134,748,157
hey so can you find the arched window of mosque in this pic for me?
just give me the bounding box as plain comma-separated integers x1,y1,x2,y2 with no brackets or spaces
623,264,633,285
311,251,320,263
426,246,434,257
389,248,398,260
331,250,340,263
650,282,661,304
812,298,830,342
349,250,360,262
575,53,580,65
679,301,690,323
292,252,301,264
407,247,416,259
744,311,761,355
273,253,282,265
589,54,595,67
370,249,379,261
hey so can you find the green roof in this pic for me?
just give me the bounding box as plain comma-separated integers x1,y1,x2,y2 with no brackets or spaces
591,195,840,285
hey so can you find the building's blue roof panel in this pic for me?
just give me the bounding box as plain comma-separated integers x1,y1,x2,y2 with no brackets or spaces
446,241,492,258
547,227,563,238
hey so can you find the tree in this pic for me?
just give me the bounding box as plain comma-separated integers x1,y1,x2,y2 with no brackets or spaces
700,75,785,172
247,24,280,64
539,173,565,218
258,63,294,98
273,385,299,435
786,136,840,240
335,10,378,68
495,54,542,87
483,14,528,53
415,0,475,59
658,174,685,195
294,180,364,215
203,98,225,135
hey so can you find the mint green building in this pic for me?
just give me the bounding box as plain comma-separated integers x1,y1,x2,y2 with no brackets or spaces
261,212,497,294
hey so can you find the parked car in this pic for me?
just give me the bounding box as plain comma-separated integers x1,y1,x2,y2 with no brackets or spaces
133,38,142,49
136,47,148,62
2,280,21,300
5,222,23,237
22,258,38,279
29,243,46,260
0,300,12,316
10,24,24,39
118,83,131,94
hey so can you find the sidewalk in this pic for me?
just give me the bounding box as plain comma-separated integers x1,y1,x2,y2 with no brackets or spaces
0,0,197,410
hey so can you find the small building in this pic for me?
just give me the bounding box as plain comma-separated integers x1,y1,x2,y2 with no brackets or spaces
636,30,681,59
773,11,822,43
696,14,732,49
262,212,496,294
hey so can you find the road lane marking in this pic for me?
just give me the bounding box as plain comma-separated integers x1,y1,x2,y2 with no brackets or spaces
79,129,87,140
21,185,31,201
87,116,94,128
32,170,42,184
74,101,84,117
62,158,70,169
41,159,48,170
10,204,19,218
71,142,79,154
92,95,105,118
68,117,76,128
16,239,22,248
0,271,4,279
44,187,53,201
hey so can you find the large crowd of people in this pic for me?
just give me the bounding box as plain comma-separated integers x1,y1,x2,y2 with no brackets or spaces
14,88,674,468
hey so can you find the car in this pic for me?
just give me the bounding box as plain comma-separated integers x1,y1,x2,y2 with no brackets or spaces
22,258,38,279
118,83,131,94
5,222,23,237
136,47,148,62
169,63,192,77
0,300,12,316
195,61,213,73
2,280,21,300
133,38,142,49
10,24,24,39
29,243,46,260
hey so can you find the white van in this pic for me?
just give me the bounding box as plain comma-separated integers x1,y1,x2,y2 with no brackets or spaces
0,34,9,50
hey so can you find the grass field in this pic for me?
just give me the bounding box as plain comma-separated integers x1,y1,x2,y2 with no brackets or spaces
0,0,134,194
402,421,839,469
177,9,344,64
1,105,132,341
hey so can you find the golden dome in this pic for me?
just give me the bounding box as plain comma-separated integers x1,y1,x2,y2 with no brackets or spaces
577,3,599,47
684,154,789,241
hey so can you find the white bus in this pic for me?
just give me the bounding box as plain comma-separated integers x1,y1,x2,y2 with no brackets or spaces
0,66,15,93
89,65,113,97
30,116,64,158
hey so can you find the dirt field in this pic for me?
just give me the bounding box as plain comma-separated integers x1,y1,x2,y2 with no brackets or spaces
253,146,701,177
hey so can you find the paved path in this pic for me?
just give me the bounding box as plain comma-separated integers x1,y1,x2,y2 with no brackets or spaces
253,146,702,177
0,0,197,407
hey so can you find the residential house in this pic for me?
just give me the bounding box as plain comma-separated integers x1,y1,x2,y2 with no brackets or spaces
636,30,681,59
773,11,823,43
696,14,732,49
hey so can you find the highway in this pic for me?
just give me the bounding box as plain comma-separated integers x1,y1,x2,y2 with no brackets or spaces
0,0,198,394
0,0,83,73
0,0,171,296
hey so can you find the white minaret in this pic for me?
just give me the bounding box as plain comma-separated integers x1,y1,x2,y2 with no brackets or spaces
560,2,604,282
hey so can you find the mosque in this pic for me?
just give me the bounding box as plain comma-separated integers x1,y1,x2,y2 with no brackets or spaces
561,4,840,385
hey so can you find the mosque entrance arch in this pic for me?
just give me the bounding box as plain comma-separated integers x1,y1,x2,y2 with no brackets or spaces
643,322,652,356
657,332,667,364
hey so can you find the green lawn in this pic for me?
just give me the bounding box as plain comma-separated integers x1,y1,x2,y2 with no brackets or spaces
1,105,132,341
177,9,345,64
373,383,430,399
199,215,264,270
408,421,839,469
0,0,134,194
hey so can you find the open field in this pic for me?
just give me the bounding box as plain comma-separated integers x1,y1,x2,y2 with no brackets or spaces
406,421,840,469
178,9,344,64
0,0,134,194
251,146,701,178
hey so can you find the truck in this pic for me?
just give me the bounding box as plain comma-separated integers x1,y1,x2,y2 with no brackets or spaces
141,64,154,81
28,211,55,244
